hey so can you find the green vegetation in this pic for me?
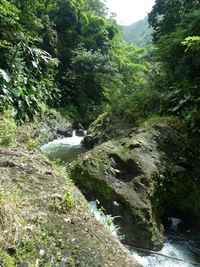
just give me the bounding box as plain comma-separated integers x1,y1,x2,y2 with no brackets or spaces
0,110,16,146
122,17,153,47
0,0,118,125
0,0,199,132
148,0,200,132
0,250,15,267
63,191,74,210
0,189,23,251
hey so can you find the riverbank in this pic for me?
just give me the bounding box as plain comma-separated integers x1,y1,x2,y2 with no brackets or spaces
0,111,140,266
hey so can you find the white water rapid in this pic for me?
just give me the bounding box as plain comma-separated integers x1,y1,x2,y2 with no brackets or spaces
41,130,84,161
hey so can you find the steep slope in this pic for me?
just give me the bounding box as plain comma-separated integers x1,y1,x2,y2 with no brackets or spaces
0,147,140,266
0,113,140,266
122,17,153,47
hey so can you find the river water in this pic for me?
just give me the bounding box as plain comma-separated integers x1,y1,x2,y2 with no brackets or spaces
41,130,84,162
41,134,200,267
132,237,200,267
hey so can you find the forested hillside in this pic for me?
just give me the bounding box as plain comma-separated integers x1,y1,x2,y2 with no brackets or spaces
0,0,148,126
0,0,116,124
149,0,200,132
1,0,199,131
122,17,153,47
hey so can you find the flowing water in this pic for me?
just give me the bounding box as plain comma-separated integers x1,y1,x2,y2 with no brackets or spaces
132,237,200,267
89,201,200,267
41,135,200,267
40,130,84,162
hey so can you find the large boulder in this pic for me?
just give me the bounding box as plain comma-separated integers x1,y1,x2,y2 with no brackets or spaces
70,122,200,250
71,126,165,249
56,127,73,137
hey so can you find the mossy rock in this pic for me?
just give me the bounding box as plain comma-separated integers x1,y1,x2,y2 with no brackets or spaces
71,122,200,249
71,127,166,250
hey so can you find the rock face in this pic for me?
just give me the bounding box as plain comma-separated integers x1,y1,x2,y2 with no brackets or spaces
0,147,140,267
70,122,199,250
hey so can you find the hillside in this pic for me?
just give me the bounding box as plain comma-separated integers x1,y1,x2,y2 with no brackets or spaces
122,17,153,47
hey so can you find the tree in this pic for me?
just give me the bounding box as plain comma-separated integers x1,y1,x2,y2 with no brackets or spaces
149,0,200,130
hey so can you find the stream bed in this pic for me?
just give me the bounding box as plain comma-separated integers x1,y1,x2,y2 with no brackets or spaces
41,135,200,267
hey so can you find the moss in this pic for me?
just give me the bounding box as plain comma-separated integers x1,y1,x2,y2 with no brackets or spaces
64,191,74,209
71,121,199,248
70,148,115,201
70,145,164,249
0,110,16,146
16,240,38,263
140,115,184,130
0,190,24,249
85,112,133,147
26,138,39,151
72,166,114,201
0,112,140,267
0,250,15,267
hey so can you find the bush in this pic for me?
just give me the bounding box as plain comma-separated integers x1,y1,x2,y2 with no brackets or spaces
0,110,16,146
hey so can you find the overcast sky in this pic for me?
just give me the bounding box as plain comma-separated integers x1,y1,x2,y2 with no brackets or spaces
106,0,155,25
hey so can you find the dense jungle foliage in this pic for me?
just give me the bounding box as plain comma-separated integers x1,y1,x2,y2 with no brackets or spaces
0,0,199,131
123,17,153,47
149,0,200,131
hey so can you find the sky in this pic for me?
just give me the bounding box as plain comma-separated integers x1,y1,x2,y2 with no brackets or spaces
105,0,155,25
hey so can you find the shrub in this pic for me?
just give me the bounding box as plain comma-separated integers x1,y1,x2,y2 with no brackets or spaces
0,110,16,146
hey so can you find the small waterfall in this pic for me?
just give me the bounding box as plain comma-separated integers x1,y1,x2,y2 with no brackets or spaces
72,130,76,137
40,130,85,162
170,217,182,231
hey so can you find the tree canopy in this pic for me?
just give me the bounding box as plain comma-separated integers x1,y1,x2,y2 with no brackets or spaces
0,0,119,123
0,0,200,131
149,0,200,130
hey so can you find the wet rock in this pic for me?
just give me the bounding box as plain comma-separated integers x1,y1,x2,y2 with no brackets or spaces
82,134,98,148
57,127,73,137
75,129,85,137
